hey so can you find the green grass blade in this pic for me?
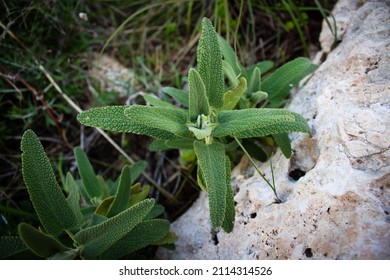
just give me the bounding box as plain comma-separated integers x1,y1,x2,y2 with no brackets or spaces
197,18,225,109
124,105,192,138
221,156,235,233
21,130,80,236
75,198,154,259
273,133,292,158
222,77,247,111
107,166,132,218
74,147,103,200
194,141,227,229
188,68,210,122
262,57,317,106
18,223,69,259
100,219,170,259
162,87,189,107
213,108,310,138
77,106,178,140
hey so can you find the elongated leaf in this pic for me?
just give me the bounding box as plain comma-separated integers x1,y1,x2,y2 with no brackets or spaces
128,184,150,208
143,94,178,109
246,61,274,78
197,18,225,108
107,166,131,218
248,67,261,94
273,133,292,158
95,196,114,216
250,91,268,105
262,57,317,106
77,106,178,140
194,141,227,228
153,231,179,246
213,108,310,138
124,105,192,138
217,35,241,76
144,204,165,220
188,68,210,121
221,156,235,233
21,130,80,236
18,223,69,259
100,219,170,259
129,161,148,184
149,139,194,151
75,198,154,259
222,77,247,110
74,147,102,200
65,173,83,226
162,87,189,107
0,236,28,259
222,60,239,86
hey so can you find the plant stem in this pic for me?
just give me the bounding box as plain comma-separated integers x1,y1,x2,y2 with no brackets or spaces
234,137,280,201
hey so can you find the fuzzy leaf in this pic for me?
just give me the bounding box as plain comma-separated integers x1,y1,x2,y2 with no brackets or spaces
153,231,179,246
188,68,210,121
18,223,69,259
124,105,192,138
221,156,235,233
130,161,148,184
246,61,274,78
273,133,292,158
248,67,261,94
222,60,239,86
75,198,154,259
250,91,268,105
128,184,150,208
162,87,189,107
222,77,247,110
197,18,225,108
77,106,178,140
64,173,83,226
107,166,131,218
21,130,80,236
149,139,194,152
143,94,178,109
100,219,170,259
0,236,28,259
144,204,165,220
74,147,103,200
217,35,241,76
262,57,317,106
213,108,310,138
95,196,114,216
194,141,227,228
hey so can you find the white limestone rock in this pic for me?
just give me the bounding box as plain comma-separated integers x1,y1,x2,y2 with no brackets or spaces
157,0,390,259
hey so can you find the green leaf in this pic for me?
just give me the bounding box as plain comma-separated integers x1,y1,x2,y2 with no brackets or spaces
194,141,227,229
129,161,148,184
0,236,28,259
74,147,103,200
248,67,261,94
107,165,131,218
21,130,80,236
273,133,292,158
100,219,170,259
144,204,165,220
217,35,241,76
197,18,225,109
149,139,194,152
95,196,114,216
75,198,155,259
250,91,268,105
18,223,69,259
124,105,192,138
162,87,189,107
143,94,178,109
222,60,239,86
153,231,179,246
213,108,310,138
77,106,178,140
221,156,235,233
246,61,274,78
64,173,83,226
262,57,317,106
188,68,210,122
128,184,150,208
222,77,247,110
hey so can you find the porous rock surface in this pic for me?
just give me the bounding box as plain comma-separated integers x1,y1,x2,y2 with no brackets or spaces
157,0,390,259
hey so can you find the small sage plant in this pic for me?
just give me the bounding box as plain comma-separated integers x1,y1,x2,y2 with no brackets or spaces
77,18,313,233
0,130,176,259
